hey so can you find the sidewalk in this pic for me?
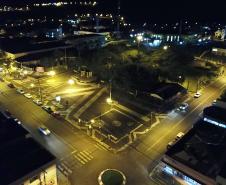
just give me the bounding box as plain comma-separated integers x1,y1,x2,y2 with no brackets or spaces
57,170,71,185
149,164,182,185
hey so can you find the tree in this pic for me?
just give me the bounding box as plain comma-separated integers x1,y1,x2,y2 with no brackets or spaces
113,64,159,92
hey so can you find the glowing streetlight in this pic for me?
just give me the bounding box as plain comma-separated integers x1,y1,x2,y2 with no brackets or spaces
137,35,143,42
91,119,95,124
23,70,28,75
163,45,168,50
136,35,143,55
68,79,75,85
106,97,113,104
55,96,61,102
11,66,17,71
48,70,56,76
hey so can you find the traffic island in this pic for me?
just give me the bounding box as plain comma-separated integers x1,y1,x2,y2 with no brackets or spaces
98,169,126,185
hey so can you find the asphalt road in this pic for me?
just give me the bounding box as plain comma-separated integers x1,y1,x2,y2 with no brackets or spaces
0,74,226,185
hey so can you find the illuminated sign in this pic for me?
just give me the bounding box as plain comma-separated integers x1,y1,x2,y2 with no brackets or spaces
204,117,226,129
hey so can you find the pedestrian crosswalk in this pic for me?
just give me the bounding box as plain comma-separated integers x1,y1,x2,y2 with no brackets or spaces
94,142,109,151
57,150,94,177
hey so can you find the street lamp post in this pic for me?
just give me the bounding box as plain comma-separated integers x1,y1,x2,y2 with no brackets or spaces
136,35,143,56
38,77,43,102
68,79,75,85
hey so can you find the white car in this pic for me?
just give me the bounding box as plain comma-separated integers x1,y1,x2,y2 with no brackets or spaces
167,141,175,149
194,92,201,98
42,105,54,114
39,125,51,136
16,89,25,94
212,100,217,105
176,132,184,139
24,93,32,99
33,99,43,106
14,118,21,125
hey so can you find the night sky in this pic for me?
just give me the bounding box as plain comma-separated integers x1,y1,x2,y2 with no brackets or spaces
103,0,226,24
2,0,226,24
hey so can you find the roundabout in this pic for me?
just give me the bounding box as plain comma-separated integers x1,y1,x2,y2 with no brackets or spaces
98,169,126,185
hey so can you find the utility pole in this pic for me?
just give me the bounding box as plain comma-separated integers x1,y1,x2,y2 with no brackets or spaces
64,47,69,70
95,16,100,33
108,56,112,101
38,75,43,102
38,76,43,102
116,0,121,38
179,20,183,36
196,78,199,93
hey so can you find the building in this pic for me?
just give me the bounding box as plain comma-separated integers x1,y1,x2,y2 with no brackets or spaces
45,27,63,39
150,83,187,102
214,29,225,41
0,111,57,185
0,38,73,59
203,106,226,129
65,33,106,50
130,26,212,47
162,110,226,185
212,47,226,56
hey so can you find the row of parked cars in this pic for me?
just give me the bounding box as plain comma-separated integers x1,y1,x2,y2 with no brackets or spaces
4,82,53,136
167,132,185,149
16,88,61,118
15,87,62,136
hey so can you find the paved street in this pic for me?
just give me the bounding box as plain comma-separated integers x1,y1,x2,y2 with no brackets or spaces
0,74,226,185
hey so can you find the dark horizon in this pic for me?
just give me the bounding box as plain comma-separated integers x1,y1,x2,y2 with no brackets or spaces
2,0,226,24
114,0,226,24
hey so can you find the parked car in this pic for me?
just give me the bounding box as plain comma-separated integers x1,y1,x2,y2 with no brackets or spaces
167,141,175,149
24,93,32,99
212,100,217,105
7,83,15,88
42,105,53,114
39,125,51,136
194,92,201,98
3,110,12,119
167,132,185,149
16,88,25,94
176,132,184,139
33,99,43,106
52,111,61,119
14,118,21,125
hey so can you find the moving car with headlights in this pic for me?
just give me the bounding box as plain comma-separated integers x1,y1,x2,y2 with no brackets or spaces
177,103,189,111
39,125,51,136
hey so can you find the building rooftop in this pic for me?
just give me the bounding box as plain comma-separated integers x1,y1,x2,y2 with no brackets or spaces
0,37,71,54
203,106,226,123
64,33,104,41
151,83,186,100
16,51,53,63
0,111,56,185
165,120,226,179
